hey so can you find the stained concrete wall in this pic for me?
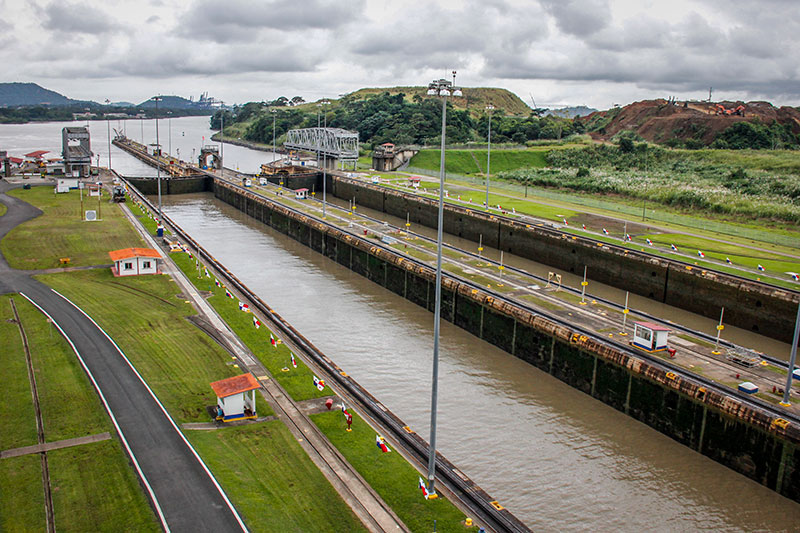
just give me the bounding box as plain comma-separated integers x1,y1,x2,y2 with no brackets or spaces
214,179,800,503
328,175,800,343
126,176,211,195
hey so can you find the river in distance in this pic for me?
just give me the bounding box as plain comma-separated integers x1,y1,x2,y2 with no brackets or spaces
3,117,798,531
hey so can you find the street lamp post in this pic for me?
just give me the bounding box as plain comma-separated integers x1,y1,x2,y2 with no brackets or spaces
485,104,494,210
105,99,112,171
168,111,172,156
425,72,462,498
271,108,278,163
219,102,225,177
152,96,163,218
318,100,330,217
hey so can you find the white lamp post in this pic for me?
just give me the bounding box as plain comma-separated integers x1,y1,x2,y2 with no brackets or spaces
318,99,330,217
425,72,462,498
271,108,278,162
152,96,162,218
485,104,494,210
105,99,112,171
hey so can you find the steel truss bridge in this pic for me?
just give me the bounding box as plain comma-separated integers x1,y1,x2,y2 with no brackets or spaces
284,127,359,163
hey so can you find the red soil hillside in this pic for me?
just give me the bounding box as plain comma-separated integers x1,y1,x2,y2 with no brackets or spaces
582,99,800,145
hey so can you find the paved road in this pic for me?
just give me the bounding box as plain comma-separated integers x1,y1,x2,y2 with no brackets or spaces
0,181,246,532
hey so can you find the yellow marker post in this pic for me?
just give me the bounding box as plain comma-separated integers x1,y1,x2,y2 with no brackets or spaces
579,265,588,305
619,291,630,335
711,307,725,355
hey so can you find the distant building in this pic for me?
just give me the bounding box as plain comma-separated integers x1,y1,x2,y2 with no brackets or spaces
62,127,92,177
109,248,160,277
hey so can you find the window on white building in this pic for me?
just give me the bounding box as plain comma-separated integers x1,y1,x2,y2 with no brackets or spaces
124,262,133,270
142,261,151,269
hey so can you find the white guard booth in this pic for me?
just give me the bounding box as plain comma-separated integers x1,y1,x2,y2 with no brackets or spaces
632,322,670,352
294,188,309,200
210,373,260,422
108,248,160,277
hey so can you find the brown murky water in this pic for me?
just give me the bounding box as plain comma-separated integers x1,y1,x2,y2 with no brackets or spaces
162,193,800,532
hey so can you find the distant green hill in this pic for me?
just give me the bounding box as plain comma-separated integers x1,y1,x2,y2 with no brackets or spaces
342,86,532,117
138,95,197,109
0,82,76,106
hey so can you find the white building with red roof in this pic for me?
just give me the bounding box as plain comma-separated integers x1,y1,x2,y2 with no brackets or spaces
108,248,160,277
210,373,260,422
632,322,670,352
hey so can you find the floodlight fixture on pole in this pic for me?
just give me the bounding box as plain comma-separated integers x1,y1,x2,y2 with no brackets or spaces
425,71,461,499
152,96,163,219
485,104,494,211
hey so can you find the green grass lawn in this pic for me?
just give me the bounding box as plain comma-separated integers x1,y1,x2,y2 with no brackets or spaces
187,422,366,532
171,251,331,403
0,201,7,217
0,455,45,531
410,148,549,176
0,295,159,532
0,295,38,450
3,185,144,269
38,269,245,423
48,441,160,532
312,410,468,532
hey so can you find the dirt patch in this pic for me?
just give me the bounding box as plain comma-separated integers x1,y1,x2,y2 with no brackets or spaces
583,99,800,145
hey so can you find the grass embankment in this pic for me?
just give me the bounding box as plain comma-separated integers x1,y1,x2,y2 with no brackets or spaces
0,201,7,217
161,214,471,531
0,295,159,532
3,185,144,269
314,410,467,532
39,269,250,423
187,424,366,532
410,148,549,176
6,187,368,531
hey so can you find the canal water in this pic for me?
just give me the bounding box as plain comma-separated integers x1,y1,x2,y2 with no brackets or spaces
3,117,798,531
160,192,800,532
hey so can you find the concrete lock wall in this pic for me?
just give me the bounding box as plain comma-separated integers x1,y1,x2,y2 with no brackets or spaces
214,179,800,503
328,175,800,344
126,176,212,196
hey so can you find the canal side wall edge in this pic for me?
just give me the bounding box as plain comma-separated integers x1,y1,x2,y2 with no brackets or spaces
327,175,799,344
214,179,800,503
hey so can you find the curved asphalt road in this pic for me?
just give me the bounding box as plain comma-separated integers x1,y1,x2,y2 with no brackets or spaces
0,181,246,532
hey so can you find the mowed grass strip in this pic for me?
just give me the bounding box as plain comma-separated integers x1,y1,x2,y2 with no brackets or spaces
0,295,38,450
186,422,366,533
3,185,144,269
15,296,110,441
0,455,45,531
0,296,159,532
38,268,246,423
171,251,330,402
48,441,160,532
312,410,467,533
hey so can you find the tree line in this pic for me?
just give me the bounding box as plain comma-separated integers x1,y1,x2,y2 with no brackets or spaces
211,92,582,148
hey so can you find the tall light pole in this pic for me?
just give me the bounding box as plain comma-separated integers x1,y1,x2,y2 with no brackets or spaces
168,111,172,156
271,108,278,162
425,72,462,498
152,96,163,218
105,99,112,171
485,104,494,210
219,102,225,177
318,99,330,217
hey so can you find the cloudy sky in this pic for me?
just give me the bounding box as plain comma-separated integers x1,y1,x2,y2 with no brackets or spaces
3,0,799,110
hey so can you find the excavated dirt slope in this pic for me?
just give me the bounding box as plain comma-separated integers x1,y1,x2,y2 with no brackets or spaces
583,99,800,145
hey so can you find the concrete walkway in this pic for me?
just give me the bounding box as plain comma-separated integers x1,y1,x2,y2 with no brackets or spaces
1,433,111,459
0,181,247,533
